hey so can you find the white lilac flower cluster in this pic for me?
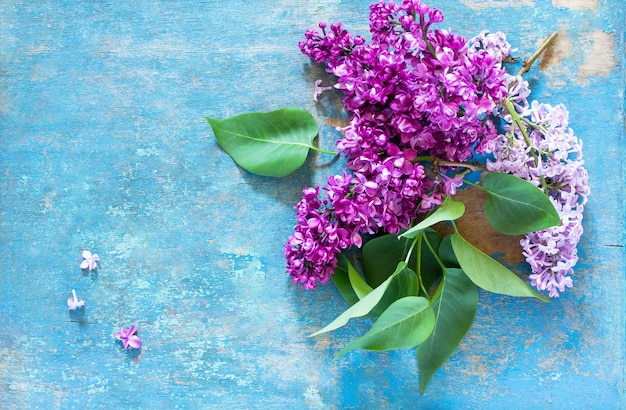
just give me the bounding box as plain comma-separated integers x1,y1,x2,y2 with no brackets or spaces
488,77,590,297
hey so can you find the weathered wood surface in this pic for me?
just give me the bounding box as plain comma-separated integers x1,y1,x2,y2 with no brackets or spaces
1,0,624,408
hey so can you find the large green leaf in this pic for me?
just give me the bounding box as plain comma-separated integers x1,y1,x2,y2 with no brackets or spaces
481,172,560,235
417,230,444,293
362,234,416,288
416,268,478,393
336,296,435,358
348,259,373,300
205,108,319,177
400,197,465,239
437,234,460,268
331,253,360,306
450,233,548,301
369,264,419,318
361,230,442,291
310,262,408,337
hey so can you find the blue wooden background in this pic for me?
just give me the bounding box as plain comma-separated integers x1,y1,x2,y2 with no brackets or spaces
1,0,624,408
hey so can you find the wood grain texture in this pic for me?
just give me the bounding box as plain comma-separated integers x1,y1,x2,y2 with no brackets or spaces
0,0,624,408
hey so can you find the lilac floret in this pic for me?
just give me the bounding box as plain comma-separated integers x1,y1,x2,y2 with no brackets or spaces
67,289,85,310
80,250,99,271
114,326,142,350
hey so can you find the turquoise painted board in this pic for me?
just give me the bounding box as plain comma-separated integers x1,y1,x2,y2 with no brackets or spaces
1,0,624,408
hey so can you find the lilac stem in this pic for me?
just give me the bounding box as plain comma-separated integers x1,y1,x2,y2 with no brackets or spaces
517,32,559,77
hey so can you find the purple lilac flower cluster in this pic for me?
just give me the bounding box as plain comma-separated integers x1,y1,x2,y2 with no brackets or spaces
286,0,511,289
488,90,590,297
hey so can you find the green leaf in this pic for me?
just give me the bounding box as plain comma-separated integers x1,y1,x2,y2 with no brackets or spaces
417,230,444,293
348,260,373,299
362,234,416,288
481,172,560,235
205,108,319,177
336,296,435,358
310,262,407,337
416,268,478,393
362,232,442,297
369,264,419,318
400,197,465,239
331,253,360,306
437,234,460,268
450,233,548,301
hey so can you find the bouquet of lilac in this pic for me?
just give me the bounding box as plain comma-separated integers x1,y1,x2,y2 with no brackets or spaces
206,0,588,392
